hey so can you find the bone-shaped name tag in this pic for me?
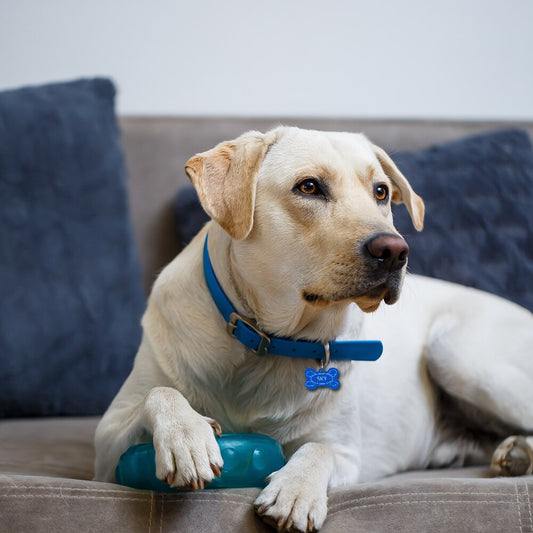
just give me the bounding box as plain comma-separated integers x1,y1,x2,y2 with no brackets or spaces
305,367,340,391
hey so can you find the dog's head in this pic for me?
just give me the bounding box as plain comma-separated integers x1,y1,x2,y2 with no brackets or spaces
185,127,424,314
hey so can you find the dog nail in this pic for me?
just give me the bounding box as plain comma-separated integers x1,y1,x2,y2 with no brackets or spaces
211,463,222,477
210,420,223,437
166,473,174,486
276,516,287,531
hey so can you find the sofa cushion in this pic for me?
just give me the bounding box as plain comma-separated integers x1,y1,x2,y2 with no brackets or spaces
0,470,531,533
1,415,531,533
0,78,145,417
175,129,533,311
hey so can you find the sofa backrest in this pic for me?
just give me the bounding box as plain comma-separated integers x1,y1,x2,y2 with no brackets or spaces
119,117,533,293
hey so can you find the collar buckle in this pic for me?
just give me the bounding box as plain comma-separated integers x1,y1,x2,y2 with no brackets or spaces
227,312,271,356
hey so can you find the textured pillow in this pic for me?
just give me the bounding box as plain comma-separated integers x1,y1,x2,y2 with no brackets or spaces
175,185,210,248
392,129,533,312
174,129,533,312
0,78,146,417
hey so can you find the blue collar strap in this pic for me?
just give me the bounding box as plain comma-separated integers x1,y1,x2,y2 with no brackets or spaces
203,234,383,362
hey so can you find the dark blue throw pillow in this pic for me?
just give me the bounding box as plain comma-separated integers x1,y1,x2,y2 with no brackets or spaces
0,78,146,417
392,129,533,312
175,186,210,248
175,129,533,312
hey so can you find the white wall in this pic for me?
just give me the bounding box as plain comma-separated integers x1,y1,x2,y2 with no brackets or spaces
1,0,532,119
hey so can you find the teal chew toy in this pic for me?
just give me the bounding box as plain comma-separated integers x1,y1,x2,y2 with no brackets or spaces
115,433,286,491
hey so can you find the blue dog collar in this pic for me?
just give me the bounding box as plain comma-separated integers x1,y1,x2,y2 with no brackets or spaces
203,234,383,363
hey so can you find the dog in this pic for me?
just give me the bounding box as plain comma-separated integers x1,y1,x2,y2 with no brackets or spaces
94,127,533,532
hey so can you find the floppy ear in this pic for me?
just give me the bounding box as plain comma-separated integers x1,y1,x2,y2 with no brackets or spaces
185,131,271,240
372,144,425,231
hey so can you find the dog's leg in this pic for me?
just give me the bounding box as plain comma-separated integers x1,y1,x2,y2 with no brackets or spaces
142,386,224,488
95,386,223,487
254,442,356,533
95,380,224,488
491,436,533,476
424,295,533,434
94,394,150,482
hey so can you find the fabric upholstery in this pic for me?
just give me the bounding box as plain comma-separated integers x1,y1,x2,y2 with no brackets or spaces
0,79,145,417
2,473,531,532
0,416,531,532
3,472,531,533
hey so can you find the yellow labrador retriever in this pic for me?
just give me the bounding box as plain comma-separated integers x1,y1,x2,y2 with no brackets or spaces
95,127,533,532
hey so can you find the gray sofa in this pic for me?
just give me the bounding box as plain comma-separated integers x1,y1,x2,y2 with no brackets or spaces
1,116,533,532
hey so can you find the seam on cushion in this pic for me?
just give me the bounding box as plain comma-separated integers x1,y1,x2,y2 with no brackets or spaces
158,491,256,505
0,475,18,488
160,492,254,503
329,490,516,511
0,485,149,495
327,499,524,517
516,482,524,533
526,482,533,531
148,491,154,533
0,494,149,502
516,480,533,533
1,485,257,504
0,461,94,481
160,497,164,533
159,498,252,506
6,495,513,507
0,462,92,477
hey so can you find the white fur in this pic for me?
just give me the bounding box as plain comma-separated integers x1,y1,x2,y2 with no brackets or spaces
94,127,533,532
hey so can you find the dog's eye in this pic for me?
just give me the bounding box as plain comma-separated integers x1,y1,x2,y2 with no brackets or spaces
374,184,389,203
299,179,319,195
295,178,324,197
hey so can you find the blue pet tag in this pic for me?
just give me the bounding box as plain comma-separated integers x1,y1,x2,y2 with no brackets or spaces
305,367,340,390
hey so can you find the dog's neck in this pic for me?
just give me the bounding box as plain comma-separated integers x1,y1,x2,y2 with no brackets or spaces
206,224,364,342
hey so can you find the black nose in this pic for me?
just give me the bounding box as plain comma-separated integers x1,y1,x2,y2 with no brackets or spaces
365,234,409,271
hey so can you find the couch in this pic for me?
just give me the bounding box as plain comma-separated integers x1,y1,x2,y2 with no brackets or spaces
1,79,532,532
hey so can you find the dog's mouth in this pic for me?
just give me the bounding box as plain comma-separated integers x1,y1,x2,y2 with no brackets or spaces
302,277,402,313
353,283,400,312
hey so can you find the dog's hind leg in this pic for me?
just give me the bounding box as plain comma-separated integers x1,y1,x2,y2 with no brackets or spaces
424,292,533,461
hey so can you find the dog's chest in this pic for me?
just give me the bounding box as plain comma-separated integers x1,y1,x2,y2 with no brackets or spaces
195,354,342,443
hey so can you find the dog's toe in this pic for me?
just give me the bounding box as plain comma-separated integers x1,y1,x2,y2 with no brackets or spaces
254,472,327,533
205,416,223,437
491,436,533,476
153,414,224,489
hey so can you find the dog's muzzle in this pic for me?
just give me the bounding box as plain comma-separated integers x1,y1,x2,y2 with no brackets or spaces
355,233,409,307
301,233,409,310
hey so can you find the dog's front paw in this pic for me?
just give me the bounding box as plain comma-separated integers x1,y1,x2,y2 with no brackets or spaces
491,436,533,476
153,413,223,490
254,469,328,532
